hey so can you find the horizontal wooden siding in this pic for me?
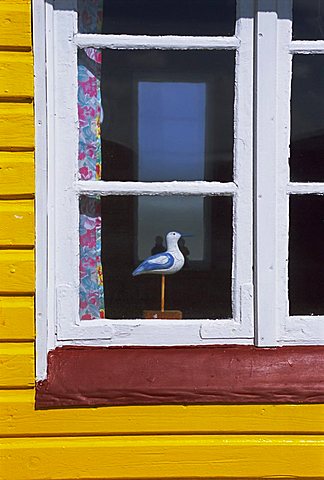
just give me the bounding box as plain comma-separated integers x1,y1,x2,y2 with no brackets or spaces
0,1,323,479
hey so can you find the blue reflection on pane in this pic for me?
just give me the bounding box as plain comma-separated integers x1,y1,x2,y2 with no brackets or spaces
138,82,206,181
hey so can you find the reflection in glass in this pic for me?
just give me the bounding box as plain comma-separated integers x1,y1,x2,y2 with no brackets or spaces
289,195,324,315
79,0,235,36
79,196,105,320
290,56,324,181
293,0,324,40
138,197,204,260
138,82,206,181
95,195,233,319
78,49,103,182
100,50,235,182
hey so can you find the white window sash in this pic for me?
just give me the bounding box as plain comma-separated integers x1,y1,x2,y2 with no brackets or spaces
284,31,324,344
45,0,254,348
255,0,324,346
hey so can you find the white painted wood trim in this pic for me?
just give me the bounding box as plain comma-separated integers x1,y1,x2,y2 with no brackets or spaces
287,183,324,195
58,338,253,346
59,319,253,345
45,1,58,370
45,0,59,373
290,40,324,54
33,0,48,381
57,329,253,346
77,181,237,196
226,0,254,337
281,316,324,345
56,285,252,344
275,1,294,346
254,0,292,346
58,309,253,344
52,0,81,343
254,1,279,346
74,34,240,50
57,330,253,345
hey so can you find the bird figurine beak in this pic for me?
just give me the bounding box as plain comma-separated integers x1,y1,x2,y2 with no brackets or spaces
180,233,193,238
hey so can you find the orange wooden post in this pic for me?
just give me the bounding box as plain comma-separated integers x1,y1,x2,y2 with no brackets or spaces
161,274,165,312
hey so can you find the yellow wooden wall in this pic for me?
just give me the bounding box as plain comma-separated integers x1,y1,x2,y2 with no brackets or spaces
0,1,323,478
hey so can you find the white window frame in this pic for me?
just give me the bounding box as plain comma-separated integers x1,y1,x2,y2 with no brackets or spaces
34,0,324,380
255,0,324,347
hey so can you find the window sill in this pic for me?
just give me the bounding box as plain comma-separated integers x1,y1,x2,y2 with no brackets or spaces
36,345,324,408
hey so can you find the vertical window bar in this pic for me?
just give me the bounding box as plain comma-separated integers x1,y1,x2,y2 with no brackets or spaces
254,0,292,346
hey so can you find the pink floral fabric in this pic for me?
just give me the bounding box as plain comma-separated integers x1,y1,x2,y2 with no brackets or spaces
78,0,105,320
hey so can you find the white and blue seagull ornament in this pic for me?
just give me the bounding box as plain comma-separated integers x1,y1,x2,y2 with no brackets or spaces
132,231,188,312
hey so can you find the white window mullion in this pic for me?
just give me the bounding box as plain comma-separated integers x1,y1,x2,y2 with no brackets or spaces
76,180,237,196
290,40,324,54
287,183,324,195
74,34,240,50
255,1,279,346
254,0,292,346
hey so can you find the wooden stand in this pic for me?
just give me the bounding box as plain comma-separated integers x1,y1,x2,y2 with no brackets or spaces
161,274,165,312
143,274,182,319
143,310,183,319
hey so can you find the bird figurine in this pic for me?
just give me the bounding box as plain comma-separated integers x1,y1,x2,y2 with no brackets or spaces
132,231,188,312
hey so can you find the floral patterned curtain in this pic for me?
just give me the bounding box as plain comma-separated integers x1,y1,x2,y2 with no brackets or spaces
78,0,105,320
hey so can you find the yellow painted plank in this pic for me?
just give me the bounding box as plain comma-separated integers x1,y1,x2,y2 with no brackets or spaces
0,200,34,246
0,51,33,98
0,343,33,388
1,435,324,479
0,103,34,150
0,250,34,294
0,1,31,50
0,152,34,196
0,297,34,341
1,389,324,436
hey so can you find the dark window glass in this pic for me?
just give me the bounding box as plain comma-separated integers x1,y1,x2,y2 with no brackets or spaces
289,195,324,315
79,0,236,36
290,56,324,182
293,0,324,40
100,50,235,182
80,195,233,319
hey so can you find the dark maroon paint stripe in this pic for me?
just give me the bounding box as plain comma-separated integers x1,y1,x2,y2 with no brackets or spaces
36,345,324,408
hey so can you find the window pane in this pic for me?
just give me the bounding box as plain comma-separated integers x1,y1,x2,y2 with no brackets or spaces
79,0,236,36
290,56,324,182
293,0,324,40
289,195,324,315
100,50,235,182
80,195,233,320
78,48,103,182
138,82,206,182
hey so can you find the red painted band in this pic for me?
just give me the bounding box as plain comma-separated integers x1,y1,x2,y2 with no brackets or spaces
36,345,324,408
